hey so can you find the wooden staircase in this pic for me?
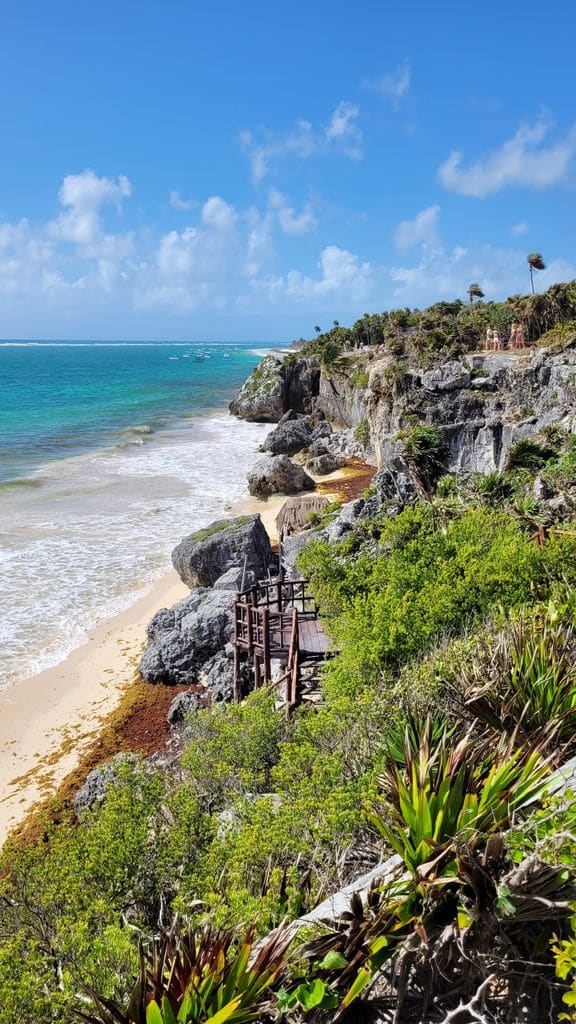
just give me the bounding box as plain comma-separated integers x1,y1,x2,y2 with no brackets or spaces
232,578,329,713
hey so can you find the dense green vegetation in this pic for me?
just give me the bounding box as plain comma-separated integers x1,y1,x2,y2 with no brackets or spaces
300,278,576,367
4,282,576,1019
4,457,576,1018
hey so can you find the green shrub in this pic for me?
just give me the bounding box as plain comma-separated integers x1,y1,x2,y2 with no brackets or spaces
353,418,370,446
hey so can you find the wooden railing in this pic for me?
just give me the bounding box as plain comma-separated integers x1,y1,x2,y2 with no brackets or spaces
275,609,300,712
232,576,322,710
236,578,316,616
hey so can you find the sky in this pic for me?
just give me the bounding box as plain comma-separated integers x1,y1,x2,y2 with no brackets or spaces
0,0,575,342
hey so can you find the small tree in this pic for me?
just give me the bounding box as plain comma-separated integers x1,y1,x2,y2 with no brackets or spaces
527,253,546,294
467,282,484,304
314,324,322,335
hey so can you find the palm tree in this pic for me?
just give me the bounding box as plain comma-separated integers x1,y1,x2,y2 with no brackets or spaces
467,282,485,304
314,324,322,335
527,253,546,294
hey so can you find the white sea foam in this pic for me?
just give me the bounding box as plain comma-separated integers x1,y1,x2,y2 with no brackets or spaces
0,413,268,689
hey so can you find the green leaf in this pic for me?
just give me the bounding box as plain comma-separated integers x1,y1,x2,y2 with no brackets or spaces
160,999,178,1024
206,997,243,1023
146,1003,165,1024
341,967,372,1008
292,980,338,1010
318,951,349,970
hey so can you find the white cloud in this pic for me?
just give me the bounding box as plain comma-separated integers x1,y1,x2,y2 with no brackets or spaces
510,221,529,236
241,101,362,182
169,189,195,211
389,244,576,306
2,168,575,335
438,120,576,197
364,61,411,101
394,205,440,250
247,245,374,307
200,196,237,231
268,189,316,235
324,101,362,158
50,170,132,247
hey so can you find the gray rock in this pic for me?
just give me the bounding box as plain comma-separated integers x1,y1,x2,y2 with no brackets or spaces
277,408,300,424
283,358,321,413
229,355,285,422
324,498,366,541
306,453,346,475
247,455,315,498
533,475,552,501
421,361,471,392
172,514,273,588
199,650,235,702
281,532,319,578
212,566,256,591
306,439,330,458
73,753,138,817
167,691,204,725
140,588,234,685
261,417,314,455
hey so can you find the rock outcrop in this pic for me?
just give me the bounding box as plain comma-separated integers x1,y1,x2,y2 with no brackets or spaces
305,453,346,476
172,515,274,588
366,347,576,474
247,455,315,498
261,416,314,455
139,588,235,688
229,355,286,421
229,356,320,423
73,754,138,817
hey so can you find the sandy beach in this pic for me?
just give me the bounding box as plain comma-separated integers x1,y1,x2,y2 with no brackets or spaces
0,492,288,846
0,461,373,847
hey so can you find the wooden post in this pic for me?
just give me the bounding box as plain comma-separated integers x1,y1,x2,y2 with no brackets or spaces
262,607,271,683
233,593,240,701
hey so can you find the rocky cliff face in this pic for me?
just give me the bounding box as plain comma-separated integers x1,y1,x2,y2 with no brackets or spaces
230,344,576,477
366,346,576,473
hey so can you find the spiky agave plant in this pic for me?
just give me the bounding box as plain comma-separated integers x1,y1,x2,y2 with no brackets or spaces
78,922,292,1024
367,718,549,877
463,612,576,757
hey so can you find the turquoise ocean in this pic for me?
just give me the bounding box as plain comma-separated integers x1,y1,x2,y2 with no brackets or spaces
0,342,270,688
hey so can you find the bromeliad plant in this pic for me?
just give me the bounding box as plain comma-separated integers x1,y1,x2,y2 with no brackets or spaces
280,882,413,1021
78,922,292,1024
368,717,550,877
459,609,576,759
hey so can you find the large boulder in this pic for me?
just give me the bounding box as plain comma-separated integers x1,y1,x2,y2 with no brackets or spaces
247,455,315,498
229,356,321,423
229,355,285,422
139,589,235,686
306,453,346,475
172,515,273,588
283,358,321,413
261,416,314,455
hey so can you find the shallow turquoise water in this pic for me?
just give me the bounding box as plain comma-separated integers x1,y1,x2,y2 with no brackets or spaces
0,342,264,482
0,341,271,686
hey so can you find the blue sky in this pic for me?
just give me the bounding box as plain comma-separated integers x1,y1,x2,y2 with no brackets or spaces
1,0,574,341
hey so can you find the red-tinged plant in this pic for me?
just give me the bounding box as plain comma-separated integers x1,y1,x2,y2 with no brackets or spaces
77,922,292,1024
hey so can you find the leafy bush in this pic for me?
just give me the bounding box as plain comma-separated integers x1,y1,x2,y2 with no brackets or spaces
368,719,549,876
353,418,370,446
300,503,568,693
396,425,448,487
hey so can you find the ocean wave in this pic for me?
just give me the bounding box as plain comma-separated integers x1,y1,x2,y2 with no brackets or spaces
0,476,43,492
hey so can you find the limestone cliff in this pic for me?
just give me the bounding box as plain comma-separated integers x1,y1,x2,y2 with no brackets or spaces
231,341,576,476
